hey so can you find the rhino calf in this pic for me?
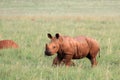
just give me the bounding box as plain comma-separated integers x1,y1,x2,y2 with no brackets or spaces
45,33,100,67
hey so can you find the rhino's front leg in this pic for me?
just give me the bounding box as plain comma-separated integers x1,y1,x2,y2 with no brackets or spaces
52,56,62,66
52,55,75,66
62,54,74,66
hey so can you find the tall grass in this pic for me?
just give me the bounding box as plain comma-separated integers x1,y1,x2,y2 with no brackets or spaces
0,0,120,80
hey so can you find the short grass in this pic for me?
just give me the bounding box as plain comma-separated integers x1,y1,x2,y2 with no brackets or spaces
0,0,120,80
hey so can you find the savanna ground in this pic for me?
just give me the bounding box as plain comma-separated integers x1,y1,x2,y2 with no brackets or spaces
0,0,120,80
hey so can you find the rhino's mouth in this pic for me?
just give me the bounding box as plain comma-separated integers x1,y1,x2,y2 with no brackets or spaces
45,50,53,56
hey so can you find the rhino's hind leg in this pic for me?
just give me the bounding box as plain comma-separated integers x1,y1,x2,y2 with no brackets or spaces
91,58,97,67
86,54,97,67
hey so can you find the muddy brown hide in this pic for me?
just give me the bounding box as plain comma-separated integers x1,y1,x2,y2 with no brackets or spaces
45,33,100,67
0,40,19,49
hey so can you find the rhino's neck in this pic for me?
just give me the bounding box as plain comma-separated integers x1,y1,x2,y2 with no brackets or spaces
57,41,64,55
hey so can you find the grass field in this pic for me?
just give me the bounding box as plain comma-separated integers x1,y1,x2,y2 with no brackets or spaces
0,0,120,80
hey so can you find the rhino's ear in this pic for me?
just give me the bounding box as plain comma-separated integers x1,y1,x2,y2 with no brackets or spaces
55,33,60,39
47,33,52,39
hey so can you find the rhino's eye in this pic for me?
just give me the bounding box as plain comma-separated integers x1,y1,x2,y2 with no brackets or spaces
53,46,56,49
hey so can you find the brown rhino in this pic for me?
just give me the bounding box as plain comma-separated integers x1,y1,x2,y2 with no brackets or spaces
0,40,19,49
45,33,100,67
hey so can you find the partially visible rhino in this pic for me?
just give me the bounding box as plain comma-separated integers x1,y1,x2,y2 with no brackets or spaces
0,40,19,49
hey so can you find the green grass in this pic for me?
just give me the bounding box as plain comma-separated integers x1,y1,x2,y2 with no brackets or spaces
0,17,120,80
0,0,120,80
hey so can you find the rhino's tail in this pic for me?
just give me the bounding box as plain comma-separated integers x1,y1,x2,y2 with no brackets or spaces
98,48,100,58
